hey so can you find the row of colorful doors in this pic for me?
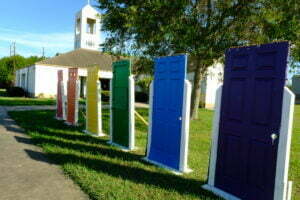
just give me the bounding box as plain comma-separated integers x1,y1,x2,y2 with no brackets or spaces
56,42,294,200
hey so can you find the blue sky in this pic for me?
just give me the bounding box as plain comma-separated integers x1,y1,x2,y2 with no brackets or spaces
0,0,104,58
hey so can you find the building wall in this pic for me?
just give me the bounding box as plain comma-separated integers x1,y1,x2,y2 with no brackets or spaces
292,75,300,96
34,65,69,98
15,65,36,96
204,63,223,109
16,65,112,98
188,62,224,110
74,5,101,51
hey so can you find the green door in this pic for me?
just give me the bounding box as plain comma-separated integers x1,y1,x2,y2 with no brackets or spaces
112,60,131,148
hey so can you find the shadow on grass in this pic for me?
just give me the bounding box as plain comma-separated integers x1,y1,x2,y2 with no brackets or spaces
8,109,219,199
24,148,217,199
15,134,142,163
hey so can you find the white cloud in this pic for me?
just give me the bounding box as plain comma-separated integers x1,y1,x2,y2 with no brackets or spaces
0,27,74,57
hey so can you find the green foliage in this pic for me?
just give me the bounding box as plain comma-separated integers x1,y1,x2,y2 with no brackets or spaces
97,0,300,66
96,0,300,119
132,57,154,76
0,55,43,88
97,1,252,59
246,0,300,70
101,90,110,102
0,96,55,106
136,76,153,94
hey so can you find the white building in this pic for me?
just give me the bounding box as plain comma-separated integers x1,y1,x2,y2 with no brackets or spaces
74,4,101,50
15,49,118,97
15,3,117,98
292,75,300,102
188,62,224,109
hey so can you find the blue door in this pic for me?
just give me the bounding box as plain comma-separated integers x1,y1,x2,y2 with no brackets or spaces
215,42,289,199
148,55,187,171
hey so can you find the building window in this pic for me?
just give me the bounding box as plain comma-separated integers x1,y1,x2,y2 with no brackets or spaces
86,18,96,34
21,73,26,88
86,40,95,47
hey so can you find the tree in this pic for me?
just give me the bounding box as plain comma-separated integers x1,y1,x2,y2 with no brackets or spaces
252,0,300,69
0,55,43,88
96,0,300,119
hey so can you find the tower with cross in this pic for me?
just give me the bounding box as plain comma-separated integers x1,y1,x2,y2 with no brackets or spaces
74,1,101,51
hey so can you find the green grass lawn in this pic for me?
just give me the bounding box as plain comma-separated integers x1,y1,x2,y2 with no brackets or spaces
0,96,89,106
0,97,56,106
8,106,300,200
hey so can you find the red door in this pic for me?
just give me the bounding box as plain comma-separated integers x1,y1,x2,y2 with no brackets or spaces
56,70,63,119
67,68,78,125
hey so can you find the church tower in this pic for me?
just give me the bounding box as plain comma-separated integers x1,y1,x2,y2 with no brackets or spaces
74,2,101,51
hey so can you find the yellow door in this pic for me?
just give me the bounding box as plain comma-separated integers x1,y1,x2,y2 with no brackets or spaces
86,66,102,136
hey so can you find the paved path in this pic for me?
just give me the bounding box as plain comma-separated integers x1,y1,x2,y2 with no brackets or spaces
0,107,89,200
3,102,149,112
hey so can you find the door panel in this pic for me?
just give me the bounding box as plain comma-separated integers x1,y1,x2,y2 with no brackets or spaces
57,70,63,118
112,60,130,147
86,67,100,134
67,68,78,124
215,42,289,200
148,55,186,170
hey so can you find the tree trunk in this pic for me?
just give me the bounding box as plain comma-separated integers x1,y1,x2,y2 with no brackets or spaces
190,61,205,120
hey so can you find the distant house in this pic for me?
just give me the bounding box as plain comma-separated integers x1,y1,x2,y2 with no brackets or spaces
15,3,120,98
187,62,224,109
15,48,119,97
292,75,300,101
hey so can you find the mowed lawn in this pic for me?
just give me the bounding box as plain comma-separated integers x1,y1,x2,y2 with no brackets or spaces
8,106,300,200
0,97,56,106
0,96,89,106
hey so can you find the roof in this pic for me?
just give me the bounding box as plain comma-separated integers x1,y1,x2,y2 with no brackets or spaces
36,48,122,71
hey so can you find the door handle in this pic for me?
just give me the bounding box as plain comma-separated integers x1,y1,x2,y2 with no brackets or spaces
271,133,278,145
179,117,182,121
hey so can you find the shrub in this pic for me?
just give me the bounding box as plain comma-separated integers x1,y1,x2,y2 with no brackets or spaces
135,92,148,103
101,90,110,102
6,87,27,97
136,77,152,94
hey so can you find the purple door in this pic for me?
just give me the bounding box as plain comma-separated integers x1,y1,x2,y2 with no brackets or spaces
215,42,289,199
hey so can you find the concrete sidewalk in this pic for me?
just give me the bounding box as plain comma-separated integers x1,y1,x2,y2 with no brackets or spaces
0,107,89,200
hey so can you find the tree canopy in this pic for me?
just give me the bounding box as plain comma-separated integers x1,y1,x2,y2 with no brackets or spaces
97,0,300,119
0,55,43,88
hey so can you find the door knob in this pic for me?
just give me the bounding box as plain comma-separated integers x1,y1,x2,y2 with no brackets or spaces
271,133,278,145
179,117,182,121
